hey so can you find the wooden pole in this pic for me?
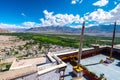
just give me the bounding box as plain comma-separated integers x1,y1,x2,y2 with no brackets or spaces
77,22,85,67
110,21,117,58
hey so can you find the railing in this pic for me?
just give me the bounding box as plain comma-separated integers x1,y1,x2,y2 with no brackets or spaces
83,70,99,80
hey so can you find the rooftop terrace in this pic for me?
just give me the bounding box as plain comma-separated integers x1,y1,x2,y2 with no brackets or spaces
81,54,120,80
63,54,120,80
10,57,46,70
0,66,37,80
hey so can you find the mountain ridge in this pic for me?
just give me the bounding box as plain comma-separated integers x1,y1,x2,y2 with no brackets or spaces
0,28,11,33
26,25,120,33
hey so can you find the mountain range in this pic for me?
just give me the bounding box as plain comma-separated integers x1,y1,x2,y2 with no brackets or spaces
25,25,120,37
1,24,120,37
0,28,10,33
26,25,120,33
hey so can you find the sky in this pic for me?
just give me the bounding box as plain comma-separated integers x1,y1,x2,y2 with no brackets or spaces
0,0,120,29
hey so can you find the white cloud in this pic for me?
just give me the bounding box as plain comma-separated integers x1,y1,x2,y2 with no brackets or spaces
87,24,99,27
79,0,83,4
84,4,120,24
0,23,24,29
40,10,84,27
71,0,83,4
22,22,35,28
70,25,83,28
71,0,76,4
0,22,38,29
34,24,42,27
109,4,120,23
40,6,120,27
0,22,41,29
84,9,113,22
93,0,109,7
1,3,120,29
21,13,26,16
114,1,117,5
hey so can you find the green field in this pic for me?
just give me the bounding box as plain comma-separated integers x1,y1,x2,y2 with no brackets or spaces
0,33,120,48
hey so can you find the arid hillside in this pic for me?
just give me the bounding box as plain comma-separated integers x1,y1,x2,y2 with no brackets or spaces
0,36,26,50
0,28,10,33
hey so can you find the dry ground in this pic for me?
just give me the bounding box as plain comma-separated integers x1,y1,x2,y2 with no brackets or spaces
0,35,27,50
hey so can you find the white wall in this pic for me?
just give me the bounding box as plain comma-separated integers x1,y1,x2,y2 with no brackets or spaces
15,73,37,80
38,70,60,80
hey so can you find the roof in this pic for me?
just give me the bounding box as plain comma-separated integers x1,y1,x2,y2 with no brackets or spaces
81,54,120,80
0,66,37,80
10,57,46,70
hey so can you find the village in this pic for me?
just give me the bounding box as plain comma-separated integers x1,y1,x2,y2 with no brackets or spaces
0,35,73,72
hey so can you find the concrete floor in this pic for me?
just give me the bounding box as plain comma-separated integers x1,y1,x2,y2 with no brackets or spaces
81,54,120,80
64,54,120,80
64,63,87,80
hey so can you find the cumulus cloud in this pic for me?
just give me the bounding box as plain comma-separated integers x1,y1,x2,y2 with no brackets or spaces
84,9,113,22
40,10,83,27
0,23,24,29
71,0,76,4
21,13,26,16
79,0,83,4
0,22,38,29
70,25,83,28
109,4,120,23
1,3,120,29
22,22,35,28
93,0,109,7
84,4,120,24
40,4,120,28
114,1,117,5
71,0,83,4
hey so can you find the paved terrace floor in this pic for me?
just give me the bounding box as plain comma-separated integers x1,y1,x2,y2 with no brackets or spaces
64,63,87,80
10,57,46,70
81,54,120,80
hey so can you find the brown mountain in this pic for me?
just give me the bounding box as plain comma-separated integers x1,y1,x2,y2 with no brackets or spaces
0,28,11,33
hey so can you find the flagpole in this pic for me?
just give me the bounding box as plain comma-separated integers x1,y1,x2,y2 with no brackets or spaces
110,21,117,58
77,22,85,67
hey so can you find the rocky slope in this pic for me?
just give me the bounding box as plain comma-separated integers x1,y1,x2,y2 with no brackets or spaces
0,28,10,33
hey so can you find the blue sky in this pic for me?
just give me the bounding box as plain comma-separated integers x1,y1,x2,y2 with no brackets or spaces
0,0,120,29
